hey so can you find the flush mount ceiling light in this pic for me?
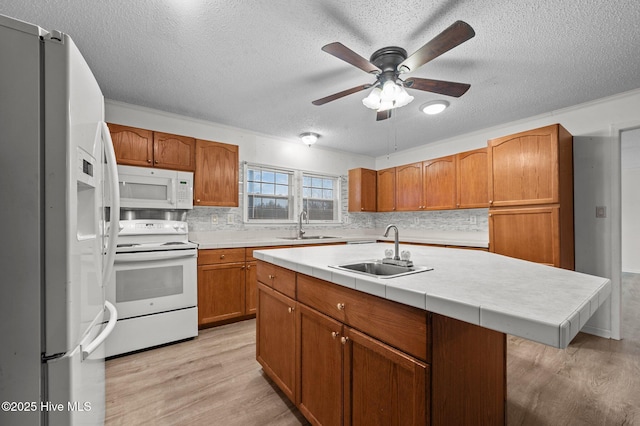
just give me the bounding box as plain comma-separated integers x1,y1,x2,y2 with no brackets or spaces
420,100,450,115
299,132,319,146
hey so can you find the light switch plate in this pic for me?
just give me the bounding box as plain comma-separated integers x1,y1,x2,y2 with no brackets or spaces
596,206,607,218
227,213,234,224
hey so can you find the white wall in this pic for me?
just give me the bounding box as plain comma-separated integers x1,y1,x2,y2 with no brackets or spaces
105,100,376,175
374,88,640,339
622,128,640,273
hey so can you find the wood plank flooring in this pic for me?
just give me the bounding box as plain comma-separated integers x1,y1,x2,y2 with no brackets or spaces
106,274,640,425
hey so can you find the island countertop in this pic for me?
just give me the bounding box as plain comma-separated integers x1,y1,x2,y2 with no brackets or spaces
253,242,611,349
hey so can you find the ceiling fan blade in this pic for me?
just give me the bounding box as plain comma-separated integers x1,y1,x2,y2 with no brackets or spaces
398,21,475,73
376,109,392,121
404,77,470,97
312,84,372,106
322,42,382,74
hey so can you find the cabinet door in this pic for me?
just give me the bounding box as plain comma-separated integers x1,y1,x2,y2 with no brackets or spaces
197,262,246,326
348,168,377,212
487,124,560,207
107,123,153,167
396,162,423,211
423,156,456,210
256,283,296,402
344,327,428,426
297,304,344,426
456,148,488,209
489,206,561,267
245,261,257,315
377,168,396,212
194,139,239,206
153,132,196,171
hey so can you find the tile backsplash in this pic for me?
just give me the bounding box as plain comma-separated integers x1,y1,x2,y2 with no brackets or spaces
187,175,488,233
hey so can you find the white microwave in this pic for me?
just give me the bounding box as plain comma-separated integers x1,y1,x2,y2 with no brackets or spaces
116,165,193,209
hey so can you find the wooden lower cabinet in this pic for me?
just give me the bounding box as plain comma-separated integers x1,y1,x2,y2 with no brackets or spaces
488,205,572,268
344,327,428,426
256,262,506,426
256,283,296,401
297,304,344,425
197,262,246,325
245,261,257,314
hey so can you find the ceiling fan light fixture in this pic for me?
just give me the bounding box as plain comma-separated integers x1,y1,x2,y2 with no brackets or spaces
394,86,414,108
380,80,401,102
420,100,449,115
299,132,319,146
362,86,382,109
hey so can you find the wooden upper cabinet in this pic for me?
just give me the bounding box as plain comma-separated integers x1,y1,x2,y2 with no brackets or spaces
108,123,153,167
396,162,424,211
194,139,239,207
423,155,456,210
152,132,196,171
348,168,377,212
487,124,573,207
456,148,489,209
377,167,396,212
107,124,196,172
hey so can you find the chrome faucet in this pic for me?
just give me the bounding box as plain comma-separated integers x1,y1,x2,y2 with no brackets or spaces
384,224,400,260
298,210,308,239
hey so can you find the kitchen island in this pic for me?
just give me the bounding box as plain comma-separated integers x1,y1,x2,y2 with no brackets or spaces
253,243,610,426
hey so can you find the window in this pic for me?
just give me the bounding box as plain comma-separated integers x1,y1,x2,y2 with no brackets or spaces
246,166,293,220
244,164,340,223
303,174,337,221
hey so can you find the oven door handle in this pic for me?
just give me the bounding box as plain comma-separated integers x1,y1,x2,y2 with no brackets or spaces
115,250,197,263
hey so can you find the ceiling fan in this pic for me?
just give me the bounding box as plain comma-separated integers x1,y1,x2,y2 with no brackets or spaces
312,21,475,121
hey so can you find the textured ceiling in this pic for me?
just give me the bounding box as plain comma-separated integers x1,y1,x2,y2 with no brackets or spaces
3,1,640,157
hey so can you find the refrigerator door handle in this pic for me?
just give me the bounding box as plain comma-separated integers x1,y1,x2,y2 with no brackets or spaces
102,121,120,286
82,301,118,360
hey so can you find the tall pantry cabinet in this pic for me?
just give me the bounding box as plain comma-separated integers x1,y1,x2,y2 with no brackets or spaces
487,124,574,269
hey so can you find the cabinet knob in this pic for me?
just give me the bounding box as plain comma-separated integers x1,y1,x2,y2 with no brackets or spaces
147,159,151,163
288,307,294,314
154,160,159,164
361,208,364,211
489,200,493,204
331,331,339,339
336,303,345,311
196,199,201,203
341,336,349,345
246,265,251,270
268,274,275,280
220,254,225,259
241,265,245,269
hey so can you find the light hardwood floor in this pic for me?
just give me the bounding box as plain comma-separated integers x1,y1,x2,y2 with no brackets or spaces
106,274,640,425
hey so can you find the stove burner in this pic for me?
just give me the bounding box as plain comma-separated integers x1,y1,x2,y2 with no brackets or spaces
162,242,186,246
117,243,140,248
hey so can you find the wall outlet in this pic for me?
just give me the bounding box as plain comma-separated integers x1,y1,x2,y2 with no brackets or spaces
469,215,477,224
227,213,234,224
211,215,218,224
596,206,607,218
414,217,420,225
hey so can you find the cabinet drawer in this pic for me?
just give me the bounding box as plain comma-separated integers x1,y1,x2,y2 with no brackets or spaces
297,274,429,362
198,248,246,265
246,246,290,261
256,261,296,299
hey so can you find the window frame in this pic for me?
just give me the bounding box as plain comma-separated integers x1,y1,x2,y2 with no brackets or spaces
243,163,341,225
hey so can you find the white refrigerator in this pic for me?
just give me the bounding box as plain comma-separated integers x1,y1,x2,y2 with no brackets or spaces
0,14,120,426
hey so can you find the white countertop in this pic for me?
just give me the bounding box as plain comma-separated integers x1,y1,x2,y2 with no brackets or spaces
189,228,489,249
253,243,611,349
